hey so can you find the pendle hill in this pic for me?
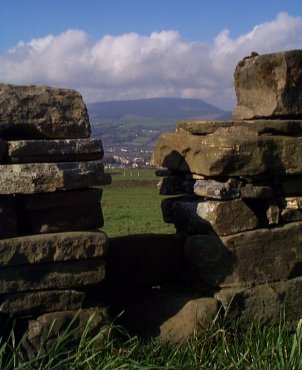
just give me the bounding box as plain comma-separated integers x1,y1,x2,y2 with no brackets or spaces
88,97,231,157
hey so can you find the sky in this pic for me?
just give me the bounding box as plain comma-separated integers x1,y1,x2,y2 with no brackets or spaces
0,0,302,110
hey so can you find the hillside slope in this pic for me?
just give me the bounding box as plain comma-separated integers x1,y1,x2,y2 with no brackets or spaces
87,97,231,162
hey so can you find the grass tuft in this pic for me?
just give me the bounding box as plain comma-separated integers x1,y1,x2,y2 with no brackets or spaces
0,318,301,369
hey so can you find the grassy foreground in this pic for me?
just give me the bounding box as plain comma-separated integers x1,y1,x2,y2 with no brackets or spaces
1,319,302,369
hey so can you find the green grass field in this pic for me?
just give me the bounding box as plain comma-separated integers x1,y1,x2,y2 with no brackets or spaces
2,317,301,369
101,169,175,236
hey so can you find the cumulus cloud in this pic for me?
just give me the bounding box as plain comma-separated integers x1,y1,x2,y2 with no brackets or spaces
0,12,301,110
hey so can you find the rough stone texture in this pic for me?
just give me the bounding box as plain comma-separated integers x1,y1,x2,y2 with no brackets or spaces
18,188,102,210
0,258,106,294
6,138,103,163
185,222,302,288
159,297,219,343
0,231,108,267
240,183,273,198
0,84,91,139
233,50,302,120
0,161,111,194
281,209,302,222
158,176,273,199
177,119,302,136
104,233,186,288
18,189,103,234
162,197,258,235
279,196,302,222
151,130,302,177
0,197,17,239
215,277,302,327
0,290,85,317
266,203,280,225
22,308,109,359
108,287,218,340
279,196,302,209
194,178,241,200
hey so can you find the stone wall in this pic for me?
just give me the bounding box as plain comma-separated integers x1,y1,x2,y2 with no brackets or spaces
0,84,111,355
151,50,302,333
1,49,302,350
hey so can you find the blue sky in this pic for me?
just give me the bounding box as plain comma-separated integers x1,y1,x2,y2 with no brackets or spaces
1,0,302,109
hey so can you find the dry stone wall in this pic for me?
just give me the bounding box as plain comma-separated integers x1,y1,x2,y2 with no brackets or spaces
152,50,302,328
1,50,302,348
0,84,111,354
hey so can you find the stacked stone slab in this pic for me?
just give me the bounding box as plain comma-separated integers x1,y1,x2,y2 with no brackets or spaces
151,50,302,327
0,84,111,352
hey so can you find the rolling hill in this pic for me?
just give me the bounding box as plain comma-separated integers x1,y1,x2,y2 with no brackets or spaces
87,97,231,161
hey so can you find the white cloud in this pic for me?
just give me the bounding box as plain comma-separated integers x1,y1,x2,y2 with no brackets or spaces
0,12,301,110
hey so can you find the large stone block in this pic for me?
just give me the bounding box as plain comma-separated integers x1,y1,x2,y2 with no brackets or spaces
6,138,103,163
177,119,302,136
215,277,302,327
17,189,103,234
185,222,302,287
162,197,258,235
159,297,219,343
22,308,109,359
233,50,302,119
0,230,108,267
0,290,85,317
0,258,106,294
194,178,241,200
108,287,219,341
279,196,302,222
151,130,302,176
0,161,111,194
0,84,90,139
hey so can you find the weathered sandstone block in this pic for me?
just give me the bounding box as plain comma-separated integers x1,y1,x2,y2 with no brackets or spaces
159,297,219,343
177,119,302,136
0,231,108,267
0,161,111,194
185,222,302,287
215,277,302,327
240,183,273,198
279,196,302,222
152,130,302,176
0,84,90,139
18,188,102,210
0,258,106,294
22,308,109,359
194,178,241,199
162,197,258,235
233,50,302,119
108,287,218,341
0,290,85,317
18,189,103,234
6,138,103,163
279,196,302,209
